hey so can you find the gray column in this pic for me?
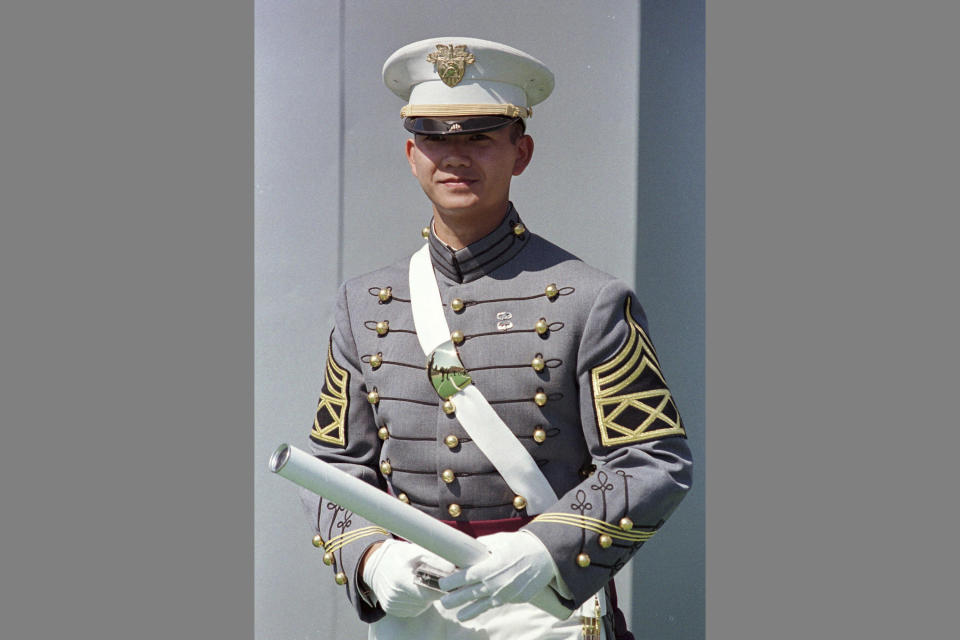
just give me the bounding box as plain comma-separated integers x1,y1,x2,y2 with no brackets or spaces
632,1,705,638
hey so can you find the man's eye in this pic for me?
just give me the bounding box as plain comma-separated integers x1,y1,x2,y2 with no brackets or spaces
425,135,446,142
470,134,491,141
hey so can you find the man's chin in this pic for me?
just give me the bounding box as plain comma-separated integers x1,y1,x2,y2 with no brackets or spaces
432,200,482,217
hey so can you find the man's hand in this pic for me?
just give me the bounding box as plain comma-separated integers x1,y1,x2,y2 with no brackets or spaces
438,530,558,621
361,539,455,618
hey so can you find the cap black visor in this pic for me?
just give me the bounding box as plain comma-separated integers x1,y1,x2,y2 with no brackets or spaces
404,115,523,136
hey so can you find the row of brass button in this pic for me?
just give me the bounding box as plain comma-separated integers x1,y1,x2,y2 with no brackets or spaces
366,388,550,409
372,318,553,338
376,425,547,445
368,352,546,371
374,281,559,309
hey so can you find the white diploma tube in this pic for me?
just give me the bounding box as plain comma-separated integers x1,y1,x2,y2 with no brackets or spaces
269,443,573,620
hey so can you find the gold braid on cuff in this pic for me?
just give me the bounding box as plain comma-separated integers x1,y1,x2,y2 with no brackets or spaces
530,514,657,543
400,103,532,119
323,526,390,554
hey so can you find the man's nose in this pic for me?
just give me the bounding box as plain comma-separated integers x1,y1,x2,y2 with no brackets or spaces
440,142,471,167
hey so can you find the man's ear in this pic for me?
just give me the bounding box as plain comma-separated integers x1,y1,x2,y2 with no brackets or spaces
405,138,418,177
512,135,534,176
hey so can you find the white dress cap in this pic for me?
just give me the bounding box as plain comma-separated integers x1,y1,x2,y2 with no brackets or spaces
382,37,554,120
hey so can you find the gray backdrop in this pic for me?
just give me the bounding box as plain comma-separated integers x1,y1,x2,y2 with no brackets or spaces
5,2,957,640
255,1,704,638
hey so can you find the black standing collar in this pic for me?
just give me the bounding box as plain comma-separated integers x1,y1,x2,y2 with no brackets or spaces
427,204,529,284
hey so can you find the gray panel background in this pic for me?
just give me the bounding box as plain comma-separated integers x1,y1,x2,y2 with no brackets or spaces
256,1,703,638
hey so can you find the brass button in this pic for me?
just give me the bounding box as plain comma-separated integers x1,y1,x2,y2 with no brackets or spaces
421,226,430,239
377,426,389,440
444,434,459,449
335,571,348,585
534,318,549,335
545,283,559,300
441,469,455,484
397,492,410,504
378,287,392,303
450,329,464,345
367,389,380,405
369,353,382,369
619,517,634,531
533,427,547,443
576,553,591,568
442,399,456,415
448,503,462,518
323,551,335,566
312,534,324,548
513,495,527,510
513,222,527,236
531,355,545,372
375,320,389,336
534,390,548,407
598,534,613,549
450,298,465,312
379,460,392,475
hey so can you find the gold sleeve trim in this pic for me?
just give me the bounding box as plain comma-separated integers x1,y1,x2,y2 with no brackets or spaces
530,514,657,543
310,338,350,447
590,297,686,446
323,526,390,554
400,103,532,119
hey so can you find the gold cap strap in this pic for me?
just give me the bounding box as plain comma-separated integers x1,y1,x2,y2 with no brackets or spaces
401,103,532,119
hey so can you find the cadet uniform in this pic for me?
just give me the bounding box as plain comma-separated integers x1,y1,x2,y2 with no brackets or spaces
300,38,692,640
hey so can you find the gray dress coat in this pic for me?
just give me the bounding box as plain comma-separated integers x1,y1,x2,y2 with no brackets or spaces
301,206,693,624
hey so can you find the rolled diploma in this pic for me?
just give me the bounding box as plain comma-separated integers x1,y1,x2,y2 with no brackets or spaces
269,443,573,619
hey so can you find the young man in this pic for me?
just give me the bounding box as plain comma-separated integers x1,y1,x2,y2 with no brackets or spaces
302,37,692,639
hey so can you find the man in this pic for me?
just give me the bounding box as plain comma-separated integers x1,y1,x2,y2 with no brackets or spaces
301,37,692,639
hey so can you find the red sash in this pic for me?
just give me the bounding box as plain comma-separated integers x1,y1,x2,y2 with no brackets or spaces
439,515,534,537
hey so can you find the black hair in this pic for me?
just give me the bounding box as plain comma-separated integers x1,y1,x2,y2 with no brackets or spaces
508,119,526,143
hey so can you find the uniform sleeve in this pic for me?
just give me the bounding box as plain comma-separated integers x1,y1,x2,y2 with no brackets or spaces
523,278,693,607
299,282,390,623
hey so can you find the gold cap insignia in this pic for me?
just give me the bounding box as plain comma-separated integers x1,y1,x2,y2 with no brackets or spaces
426,44,476,88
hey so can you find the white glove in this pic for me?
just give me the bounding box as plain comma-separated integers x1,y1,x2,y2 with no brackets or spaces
438,530,559,621
362,539,455,618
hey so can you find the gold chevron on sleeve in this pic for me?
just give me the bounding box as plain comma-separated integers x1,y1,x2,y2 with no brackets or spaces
590,297,686,446
323,526,390,553
310,338,350,447
530,513,657,543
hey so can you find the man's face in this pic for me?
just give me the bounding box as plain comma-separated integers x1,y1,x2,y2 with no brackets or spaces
405,122,533,221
